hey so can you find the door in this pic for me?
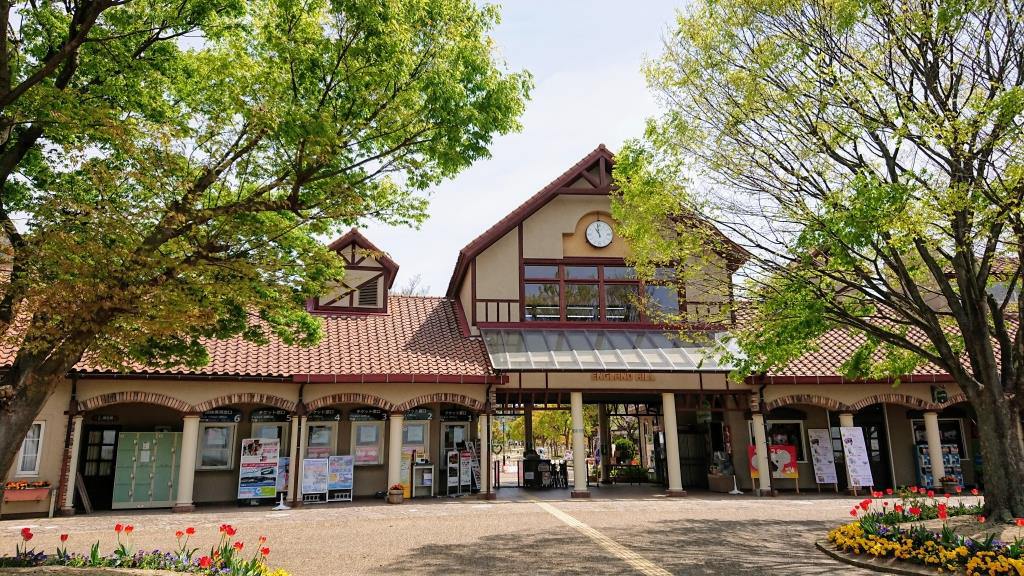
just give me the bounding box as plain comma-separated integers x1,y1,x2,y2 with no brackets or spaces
854,407,893,490
677,424,709,489
112,432,181,509
440,422,468,463
79,426,119,510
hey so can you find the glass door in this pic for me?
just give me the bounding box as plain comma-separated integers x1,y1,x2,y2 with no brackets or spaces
79,426,119,510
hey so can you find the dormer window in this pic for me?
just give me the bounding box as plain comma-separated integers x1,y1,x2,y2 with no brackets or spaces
311,229,398,314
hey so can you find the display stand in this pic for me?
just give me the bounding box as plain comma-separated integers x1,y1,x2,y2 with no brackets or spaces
446,450,461,496
914,444,963,488
301,458,329,504
412,464,434,498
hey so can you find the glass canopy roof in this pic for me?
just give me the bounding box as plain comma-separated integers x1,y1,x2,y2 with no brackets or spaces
481,329,735,372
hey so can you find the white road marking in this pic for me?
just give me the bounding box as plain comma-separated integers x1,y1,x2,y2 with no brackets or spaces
533,500,673,576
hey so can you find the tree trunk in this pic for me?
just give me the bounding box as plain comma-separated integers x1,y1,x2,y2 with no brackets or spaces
971,382,1024,521
0,362,68,476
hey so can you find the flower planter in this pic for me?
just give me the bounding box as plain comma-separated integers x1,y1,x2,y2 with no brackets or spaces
941,482,960,493
2,487,50,502
386,489,404,504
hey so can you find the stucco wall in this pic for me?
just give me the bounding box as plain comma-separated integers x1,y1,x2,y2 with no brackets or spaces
1,380,71,517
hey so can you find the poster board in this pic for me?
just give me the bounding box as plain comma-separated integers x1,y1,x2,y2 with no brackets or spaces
807,429,838,485
328,455,354,490
747,445,799,479
301,458,329,496
238,438,280,499
840,427,875,488
459,449,473,487
400,450,414,498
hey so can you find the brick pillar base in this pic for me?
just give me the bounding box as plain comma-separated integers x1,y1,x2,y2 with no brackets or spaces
59,507,76,517
171,504,195,513
570,490,591,498
666,489,687,497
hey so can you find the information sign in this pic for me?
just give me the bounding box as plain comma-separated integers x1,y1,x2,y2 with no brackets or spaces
807,429,838,484
238,438,279,499
840,427,875,488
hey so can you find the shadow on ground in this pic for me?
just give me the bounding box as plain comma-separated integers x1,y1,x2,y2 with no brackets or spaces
374,518,865,576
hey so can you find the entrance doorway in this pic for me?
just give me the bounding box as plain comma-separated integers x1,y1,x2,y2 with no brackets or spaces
677,424,709,488
855,406,894,490
78,426,119,511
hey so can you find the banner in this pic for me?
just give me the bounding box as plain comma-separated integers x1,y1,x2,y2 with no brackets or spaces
807,429,838,484
748,444,799,479
328,455,354,490
238,438,280,499
840,427,875,488
301,458,329,494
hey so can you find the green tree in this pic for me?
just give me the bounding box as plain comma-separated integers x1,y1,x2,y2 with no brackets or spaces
0,0,530,474
613,0,1024,519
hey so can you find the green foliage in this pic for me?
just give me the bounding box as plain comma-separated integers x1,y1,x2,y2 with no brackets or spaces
0,0,530,375
613,437,635,461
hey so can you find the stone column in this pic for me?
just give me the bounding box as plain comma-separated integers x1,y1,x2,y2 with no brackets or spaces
294,416,307,504
60,415,84,514
287,416,300,502
173,415,200,512
480,412,494,499
570,392,589,498
387,413,404,489
923,411,946,487
598,403,611,484
661,393,686,496
751,412,772,496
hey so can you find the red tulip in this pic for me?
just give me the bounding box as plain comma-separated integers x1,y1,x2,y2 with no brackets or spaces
910,486,919,493
260,546,270,557
185,527,196,535
20,527,33,541
926,490,935,498
114,524,123,533
198,556,212,569
125,525,134,534
938,504,949,520
971,488,980,496
258,535,267,545
1015,518,1024,527
176,530,185,539
978,516,986,523
60,534,69,542
944,493,951,499
885,488,893,495
910,506,922,517
956,486,962,494
894,504,904,514
850,508,858,517
232,541,243,551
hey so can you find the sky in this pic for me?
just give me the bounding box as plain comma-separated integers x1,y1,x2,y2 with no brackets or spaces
364,0,684,296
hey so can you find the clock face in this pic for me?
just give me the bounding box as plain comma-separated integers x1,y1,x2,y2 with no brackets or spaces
585,220,613,248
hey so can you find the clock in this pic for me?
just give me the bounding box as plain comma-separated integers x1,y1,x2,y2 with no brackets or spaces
585,220,613,248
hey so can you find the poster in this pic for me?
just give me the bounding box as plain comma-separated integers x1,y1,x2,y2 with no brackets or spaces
354,445,380,465
400,450,414,498
807,429,838,484
276,457,290,493
459,449,472,485
748,445,799,479
328,455,354,490
238,438,280,499
301,458,329,494
840,427,875,488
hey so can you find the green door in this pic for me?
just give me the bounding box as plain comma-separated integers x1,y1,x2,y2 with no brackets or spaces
112,432,181,509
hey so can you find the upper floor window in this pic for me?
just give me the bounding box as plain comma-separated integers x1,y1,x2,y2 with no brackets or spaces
523,262,677,323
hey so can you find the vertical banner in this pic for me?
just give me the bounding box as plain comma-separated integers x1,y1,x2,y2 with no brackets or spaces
840,427,875,488
400,450,414,498
327,455,354,490
301,458,329,495
459,449,472,486
238,438,280,499
807,429,838,484
276,457,290,493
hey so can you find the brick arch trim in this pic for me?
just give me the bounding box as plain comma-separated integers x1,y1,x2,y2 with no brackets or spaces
762,394,851,413
305,392,395,412
938,392,968,409
193,393,296,414
393,393,485,413
848,392,939,412
78,391,192,413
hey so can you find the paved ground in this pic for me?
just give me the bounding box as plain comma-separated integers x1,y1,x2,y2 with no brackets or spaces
2,487,875,575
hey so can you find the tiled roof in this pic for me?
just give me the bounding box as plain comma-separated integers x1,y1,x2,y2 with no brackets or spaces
0,296,493,380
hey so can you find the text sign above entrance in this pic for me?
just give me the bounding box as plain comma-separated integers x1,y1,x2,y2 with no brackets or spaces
590,373,656,382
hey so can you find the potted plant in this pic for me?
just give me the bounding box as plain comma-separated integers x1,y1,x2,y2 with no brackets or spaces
939,475,960,492
2,481,51,503
387,483,404,504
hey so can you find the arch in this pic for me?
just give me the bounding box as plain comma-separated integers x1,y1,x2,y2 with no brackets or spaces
762,394,850,413
78,391,192,413
393,392,485,413
848,392,939,412
938,392,968,410
305,392,394,412
193,393,296,414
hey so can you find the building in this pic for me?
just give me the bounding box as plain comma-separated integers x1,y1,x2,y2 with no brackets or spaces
2,145,980,517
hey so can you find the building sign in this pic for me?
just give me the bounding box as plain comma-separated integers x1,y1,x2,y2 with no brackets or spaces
201,408,241,423
238,438,280,499
348,408,386,421
441,408,471,422
840,427,875,488
251,408,291,423
308,408,341,422
405,407,433,421
590,373,656,382
807,429,838,484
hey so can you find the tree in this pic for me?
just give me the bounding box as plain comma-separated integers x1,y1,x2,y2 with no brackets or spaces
0,0,530,475
392,273,431,296
613,0,1024,519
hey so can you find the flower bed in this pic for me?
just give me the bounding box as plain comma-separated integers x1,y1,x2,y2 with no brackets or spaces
1,523,290,576
826,487,1024,575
